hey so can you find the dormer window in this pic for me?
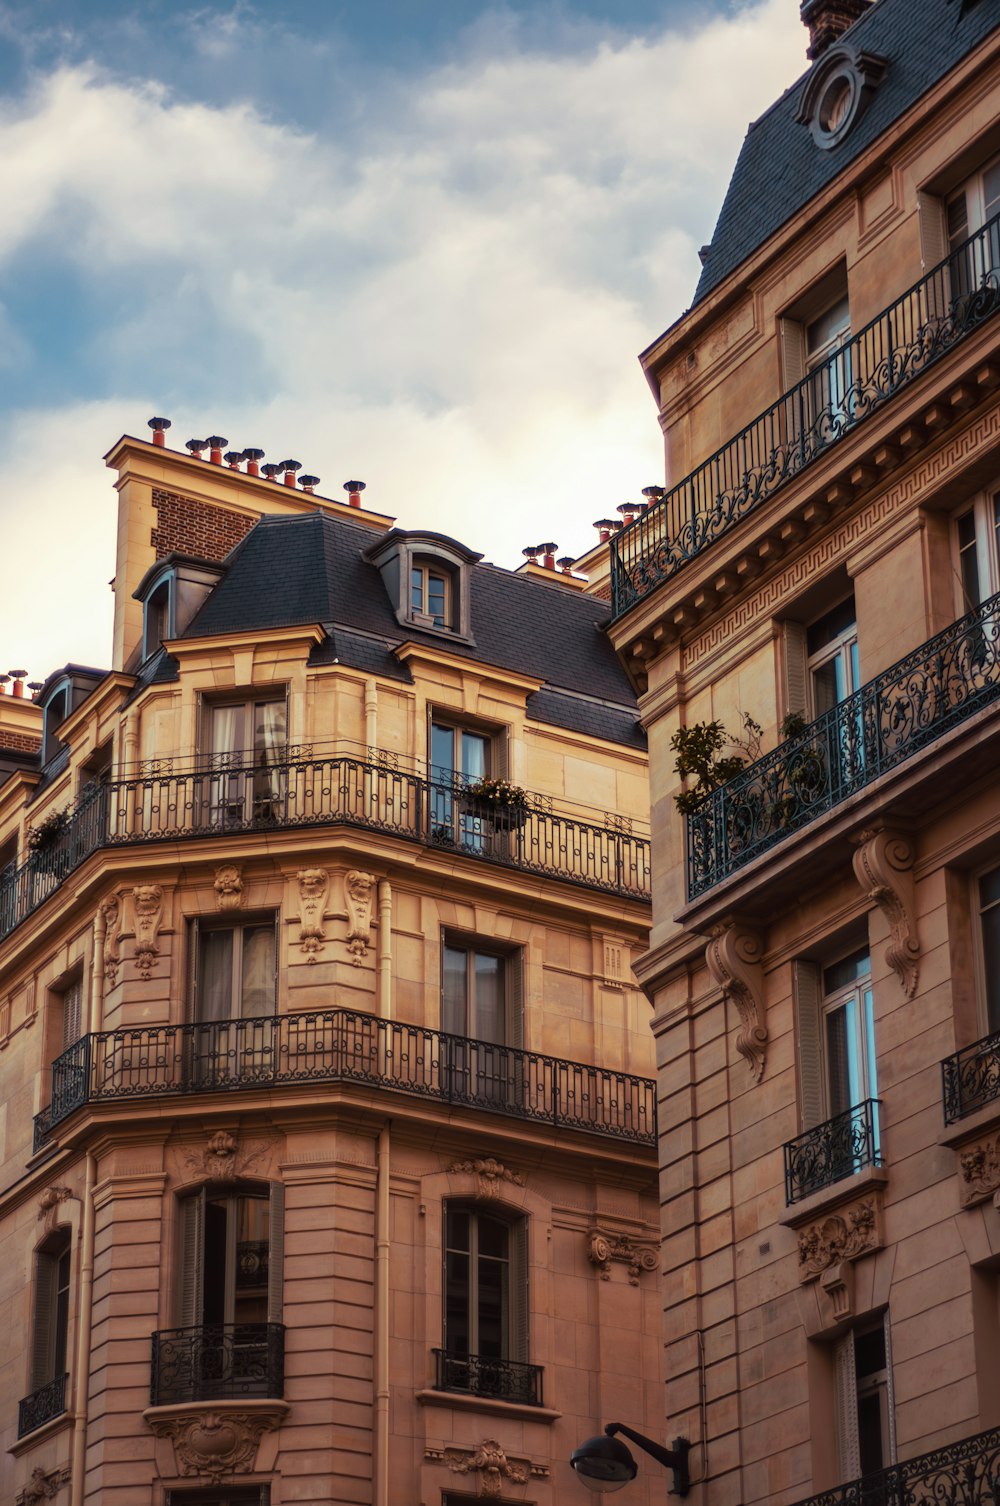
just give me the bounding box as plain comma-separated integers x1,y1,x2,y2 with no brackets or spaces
366,529,480,643
35,666,106,769
134,555,225,665
42,686,70,767
796,43,886,150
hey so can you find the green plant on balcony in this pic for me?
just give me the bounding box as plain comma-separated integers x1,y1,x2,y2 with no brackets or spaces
27,807,72,854
462,776,530,826
671,714,762,815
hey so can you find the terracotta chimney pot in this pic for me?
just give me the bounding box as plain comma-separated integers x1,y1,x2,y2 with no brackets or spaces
148,417,171,446
344,480,366,508
280,460,302,488
242,448,265,477
186,439,208,460
800,0,872,59
206,436,228,465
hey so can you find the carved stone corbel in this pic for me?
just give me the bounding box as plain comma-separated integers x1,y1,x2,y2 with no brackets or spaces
796,1196,882,1283
444,1439,528,1498
851,828,919,997
344,869,375,964
131,883,163,979
958,1133,1000,1205
144,1401,287,1480
100,893,122,986
17,1465,70,1505
587,1226,659,1284
37,1185,75,1232
296,868,329,961
705,922,767,1083
448,1156,525,1199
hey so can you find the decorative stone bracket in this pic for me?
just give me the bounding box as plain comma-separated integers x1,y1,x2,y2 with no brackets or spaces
214,864,244,911
705,922,767,1083
448,1156,525,1200
144,1399,288,1479
587,1226,658,1285
429,1438,543,1498
130,882,163,979
795,1194,883,1286
851,828,919,997
957,1132,1000,1206
296,868,329,961
17,1465,70,1505
344,869,375,964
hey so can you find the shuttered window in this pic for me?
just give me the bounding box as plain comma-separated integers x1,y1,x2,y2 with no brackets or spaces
834,1315,896,1484
60,977,83,1050
793,960,824,1131
177,1185,285,1328
31,1234,71,1391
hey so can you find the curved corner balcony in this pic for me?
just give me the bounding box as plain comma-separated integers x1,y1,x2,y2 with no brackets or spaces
0,756,650,949
611,211,1000,619
33,1006,657,1154
685,589,1000,900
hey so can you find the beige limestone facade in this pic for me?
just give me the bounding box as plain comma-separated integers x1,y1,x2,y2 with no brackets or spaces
608,1,1000,1503
0,435,661,1504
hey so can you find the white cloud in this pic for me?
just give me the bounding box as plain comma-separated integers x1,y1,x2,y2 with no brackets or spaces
0,0,807,678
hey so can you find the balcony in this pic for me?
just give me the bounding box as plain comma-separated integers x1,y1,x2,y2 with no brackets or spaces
150,1322,284,1405
611,211,1000,619
686,590,1000,900
942,1030,1000,1125
783,1099,882,1206
788,1422,1000,1506
17,1373,68,1439
0,756,649,950
32,1007,657,1153
432,1348,543,1407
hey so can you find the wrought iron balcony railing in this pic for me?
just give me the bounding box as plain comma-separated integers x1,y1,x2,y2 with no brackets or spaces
33,1007,656,1153
686,589,1000,899
788,1422,1000,1506
611,209,1000,618
0,757,649,950
784,1098,881,1206
150,1322,284,1406
17,1372,68,1438
942,1029,1000,1124
433,1348,543,1406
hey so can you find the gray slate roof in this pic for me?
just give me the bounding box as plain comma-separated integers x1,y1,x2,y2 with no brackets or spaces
692,0,1000,307
181,510,644,748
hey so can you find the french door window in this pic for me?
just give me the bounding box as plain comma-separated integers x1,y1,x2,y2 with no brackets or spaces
976,864,1000,1035
834,1314,895,1482
807,598,859,715
955,492,1000,613
947,155,1000,300
822,949,878,1125
430,719,493,846
442,1204,528,1398
189,918,277,1085
441,939,522,1104
202,695,286,827
806,294,852,430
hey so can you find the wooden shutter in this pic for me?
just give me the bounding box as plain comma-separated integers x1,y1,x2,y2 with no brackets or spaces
835,1328,861,1483
918,191,951,318
505,951,524,1051
793,960,825,1129
782,621,809,722
31,1248,58,1389
178,1190,205,1328
268,1182,285,1324
509,1218,529,1364
883,1313,898,1465
61,978,82,1048
187,918,200,1024
780,317,807,389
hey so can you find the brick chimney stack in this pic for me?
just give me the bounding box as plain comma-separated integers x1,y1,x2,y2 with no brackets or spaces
800,0,872,59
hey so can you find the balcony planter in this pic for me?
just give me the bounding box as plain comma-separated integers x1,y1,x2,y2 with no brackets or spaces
460,779,530,829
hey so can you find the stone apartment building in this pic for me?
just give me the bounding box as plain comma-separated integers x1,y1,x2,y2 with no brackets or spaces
0,430,661,1504
606,0,1000,1501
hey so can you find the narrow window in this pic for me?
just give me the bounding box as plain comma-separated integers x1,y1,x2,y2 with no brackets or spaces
977,864,1000,1035
188,917,278,1088
441,937,524,1104
20,1232,72,1436
201,694,287,827
411,562,451,627
440,1204,530,1402
834,1315,895,1482
807,598,859,715
822,949,877,1121
954,491,1000,614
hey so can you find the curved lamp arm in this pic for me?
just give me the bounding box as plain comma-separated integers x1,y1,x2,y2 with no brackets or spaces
605,1424,691,1497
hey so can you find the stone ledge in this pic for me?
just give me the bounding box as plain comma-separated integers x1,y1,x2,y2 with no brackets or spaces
7,1408,74,1457
779,1163,888,1229
415,1388,561,1425
143,1398,289,1481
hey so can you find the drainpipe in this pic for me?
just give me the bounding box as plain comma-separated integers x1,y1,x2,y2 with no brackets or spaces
377,880,393,1020
364,678,378,755
70,1150,97,1506
374,1124,391,1506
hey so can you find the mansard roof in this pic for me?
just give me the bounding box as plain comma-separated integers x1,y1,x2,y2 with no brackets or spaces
691,0,1000,308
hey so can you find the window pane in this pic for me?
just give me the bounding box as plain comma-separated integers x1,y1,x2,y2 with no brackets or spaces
446,1208,470,1251
948,191,970,248
428,573,447,625
473,953,504,1044
198,930,234,1022
862,986,878,1102
461,732,488,780
411,566,424,613
445,1251,470,1352
823,950,870,994
981,865,1000,909
807,599,857,655
857,1389,886,1476
476,1254,507,1358
984,161,1000,222
241,926,275,1018
826,1003,859,1115
442,947,468,1035
431,722,455,778
982,902,1000,1033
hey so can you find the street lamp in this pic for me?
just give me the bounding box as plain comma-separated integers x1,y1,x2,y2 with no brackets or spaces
570,1423,691,1496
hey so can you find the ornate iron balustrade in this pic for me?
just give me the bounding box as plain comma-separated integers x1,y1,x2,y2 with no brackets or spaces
17,1372,68,1438
33,1007,656,1153
433,1348,543,1406
788,1422,1000,1506
686,588,1000,898
0,757,649,951
784,1099,881,1206
611,210,1000,618
150,1322,284,1405
942,1030,1000,1124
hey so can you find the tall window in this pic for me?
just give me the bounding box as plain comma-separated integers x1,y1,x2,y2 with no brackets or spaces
430,718,498,847
977,864,1000,1035
834,1315,895,1482
441,1204,528,1400
202,695,287,826
806,294,853,427
30,1233,71,1396
58,976,83,1050
947,154,1000,298
807,598,859,715
822,950,877,1122
955,492,1000,612
441,939,523,1103
189,918,277,1086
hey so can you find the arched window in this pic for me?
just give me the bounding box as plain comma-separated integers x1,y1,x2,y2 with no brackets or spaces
438,1203,534,1403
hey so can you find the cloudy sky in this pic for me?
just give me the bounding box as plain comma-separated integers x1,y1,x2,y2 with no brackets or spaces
0,0,809,681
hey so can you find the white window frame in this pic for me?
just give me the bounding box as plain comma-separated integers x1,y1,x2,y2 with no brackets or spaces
806,599,860,718
954,488,1000,614
973,860,1000,1037
834,1314,896,1483
820,949,877,1124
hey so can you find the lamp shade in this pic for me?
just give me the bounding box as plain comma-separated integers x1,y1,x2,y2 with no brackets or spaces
569,1434,638,1493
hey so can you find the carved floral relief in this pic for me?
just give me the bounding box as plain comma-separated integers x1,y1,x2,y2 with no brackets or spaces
131,883,163,979
147,1408,280,1479
448,1157,525,1200
344,869,375,964
796,1197,881,1281
959,1134,1000,1205
445,1439,528,1498
296,868,329,961
214,864,244,911
100,893,122,986
588,1226,659,1285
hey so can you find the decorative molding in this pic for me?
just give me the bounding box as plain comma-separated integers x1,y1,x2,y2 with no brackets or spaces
100,893,123,986
146,1404,284,1479
820,1259,856,1322
851,828,919,997
214,864,244,912
603,938,627,988
685,407,1000,670
442,1439,528,1498
587,1226,659,1285
448,1157,525,1200
296,868,329,962
796,1197,881,1282
37,1185,75,1232
705,923,767,1083
958,1133,1000,1205
183,1130,270,1183
344,869,375,965
131,883,163,978
17,1465,70,1505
